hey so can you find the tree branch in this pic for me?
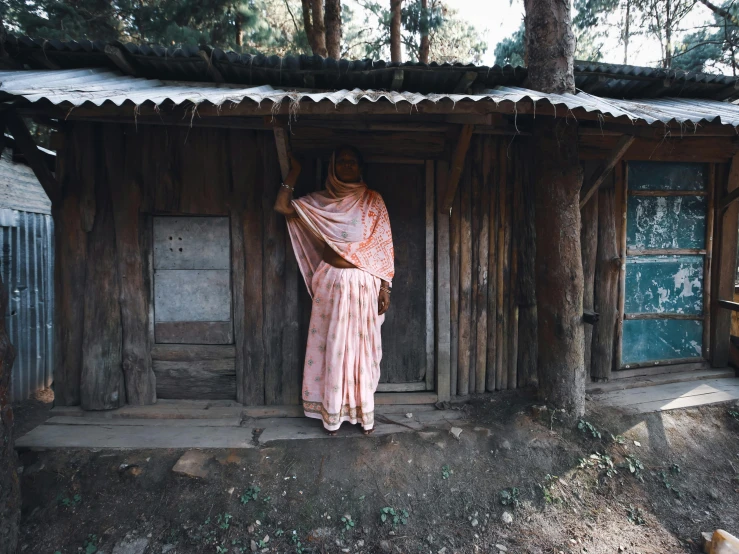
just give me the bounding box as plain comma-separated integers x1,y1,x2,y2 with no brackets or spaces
697,0,739,26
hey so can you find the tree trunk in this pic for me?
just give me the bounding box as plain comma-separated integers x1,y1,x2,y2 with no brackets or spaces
525,0,585,415
390,0,402,62
523,0,576,94
623,0,630,64
0,272,19,554
325,0,342,59
301,0,327,57
532,119,585,415
419,0,430,63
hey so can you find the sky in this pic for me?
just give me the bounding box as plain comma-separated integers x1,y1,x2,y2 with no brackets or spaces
444,0,716,69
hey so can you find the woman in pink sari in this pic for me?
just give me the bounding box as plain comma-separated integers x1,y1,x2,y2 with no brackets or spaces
274,146,394,436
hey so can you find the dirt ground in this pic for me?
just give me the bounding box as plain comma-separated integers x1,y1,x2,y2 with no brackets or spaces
10,389,739,554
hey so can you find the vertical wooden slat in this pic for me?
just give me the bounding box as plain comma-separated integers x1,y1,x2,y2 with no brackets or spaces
703,163,715,360
516,138,537,388
614,162,629,370
435,160,451,401
580,163,599,375
425,160,436,391
506,143,517,389
243,133,266,405
81,123,125,410
496,139,509,390
457,162,473,396
110,125,156,405
712,157,738,367
486,137,499,391
449,169,461,397
473,140,489,393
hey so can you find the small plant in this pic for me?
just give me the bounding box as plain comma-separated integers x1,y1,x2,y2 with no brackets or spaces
657,470,682,498
240,485,261,504
610,434,626,445
83,534,98,554
670,463,681,476
57,493,82,507
498,487,520,508
216,545,228,554
441,465,452,480
290,531,304,554
341,515,355,532
275,529,285,537
578,452,617,478
577,420,602,439
216,513,233,530
257,539,268,548
538,474,561,504
262,495,272,503
620,455,645,481
626,505,646,526
728,409,739,421
380,507,409,526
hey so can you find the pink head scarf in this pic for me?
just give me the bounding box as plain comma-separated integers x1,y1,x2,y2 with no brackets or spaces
286,151,395,296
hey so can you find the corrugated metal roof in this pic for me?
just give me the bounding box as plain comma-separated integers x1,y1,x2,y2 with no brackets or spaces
0,150,52,215
4,34,739,100
3,68,739,128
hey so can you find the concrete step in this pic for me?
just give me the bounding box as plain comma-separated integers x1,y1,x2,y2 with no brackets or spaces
587,368,736,395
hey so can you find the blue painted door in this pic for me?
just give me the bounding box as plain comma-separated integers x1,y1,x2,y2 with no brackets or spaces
621,162,709,367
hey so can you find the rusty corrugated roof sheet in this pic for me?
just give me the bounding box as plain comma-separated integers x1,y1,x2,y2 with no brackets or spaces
3,68,739,128
3,34,739,100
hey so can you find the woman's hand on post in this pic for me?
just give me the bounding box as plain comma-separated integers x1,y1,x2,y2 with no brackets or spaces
378,287,390,316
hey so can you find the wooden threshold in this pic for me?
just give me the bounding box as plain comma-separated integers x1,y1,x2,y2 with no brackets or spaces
375,392,438,405
611,360,710,380
376,382,427,392
588,367,735,394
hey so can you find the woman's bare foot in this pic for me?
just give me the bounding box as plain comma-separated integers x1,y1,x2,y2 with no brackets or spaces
362,428,374,436
326,429,337,436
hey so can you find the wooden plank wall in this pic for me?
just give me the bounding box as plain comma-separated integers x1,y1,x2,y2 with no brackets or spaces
447,135,535,393
55,122,307,405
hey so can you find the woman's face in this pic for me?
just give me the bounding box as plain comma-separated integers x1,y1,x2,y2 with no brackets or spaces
334,149,361,182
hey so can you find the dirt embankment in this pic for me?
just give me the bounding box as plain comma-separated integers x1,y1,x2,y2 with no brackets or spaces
13,391,739,554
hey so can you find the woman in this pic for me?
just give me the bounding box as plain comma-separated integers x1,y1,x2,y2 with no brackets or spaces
273,145,394,436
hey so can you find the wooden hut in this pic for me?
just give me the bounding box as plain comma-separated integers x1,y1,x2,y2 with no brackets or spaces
1,36,739,410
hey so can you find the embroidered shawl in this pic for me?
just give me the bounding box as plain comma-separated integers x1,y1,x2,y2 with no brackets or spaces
286,155,395,297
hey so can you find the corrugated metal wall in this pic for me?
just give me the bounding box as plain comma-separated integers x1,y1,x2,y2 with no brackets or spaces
0,208,54,402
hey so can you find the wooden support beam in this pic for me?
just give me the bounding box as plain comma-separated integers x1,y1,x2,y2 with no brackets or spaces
391,70,405,91
719,185,739,210
272,125,291,181
718,299,739,312
198,48,225,83
4,110,59,205
453,71,478,94
580,134,636,209
104,45,138,76
440,124,474,214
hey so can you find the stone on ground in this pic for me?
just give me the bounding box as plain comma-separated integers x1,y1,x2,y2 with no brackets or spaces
172,450,212,479
112,537,149,554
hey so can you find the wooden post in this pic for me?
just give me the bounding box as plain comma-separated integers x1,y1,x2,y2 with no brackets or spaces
108,125,157,405
449,170,461,397
80,124,125,410
516,139,537,387
591,173,620,381
435,160,452,402
712,156,739,367
472,139,489,393
457,162,473,396
485,137,499,392
495,138,509,390
0,271,19,554
580,164,599,375
425,160,436,391
506,143,518,390
703,164,715,360
614,163,629,371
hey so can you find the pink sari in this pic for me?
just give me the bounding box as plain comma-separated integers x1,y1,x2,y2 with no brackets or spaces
287,157,394,431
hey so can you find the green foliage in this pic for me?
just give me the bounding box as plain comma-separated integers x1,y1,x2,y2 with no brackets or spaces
498,487,520,508
441,464,452,479
728,409,739,421
57,493,82,507
240,485,261,504
626,505,646,525
494,22,525,66
216,513,233,530
611,434,626,445
619,455,645,481
340,515,355,532
83,535,98,554
577,420,602,439
538,474,561,504
379,506,409,526
578,452,617,478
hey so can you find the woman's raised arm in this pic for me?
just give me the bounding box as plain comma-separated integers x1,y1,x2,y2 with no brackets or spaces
273,154,302,218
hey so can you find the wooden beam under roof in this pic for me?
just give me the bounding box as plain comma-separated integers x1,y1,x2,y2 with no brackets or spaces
579,134,635,209
4,109,60,205
452,71,477,94
440,124,474,214
198,47,225,83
